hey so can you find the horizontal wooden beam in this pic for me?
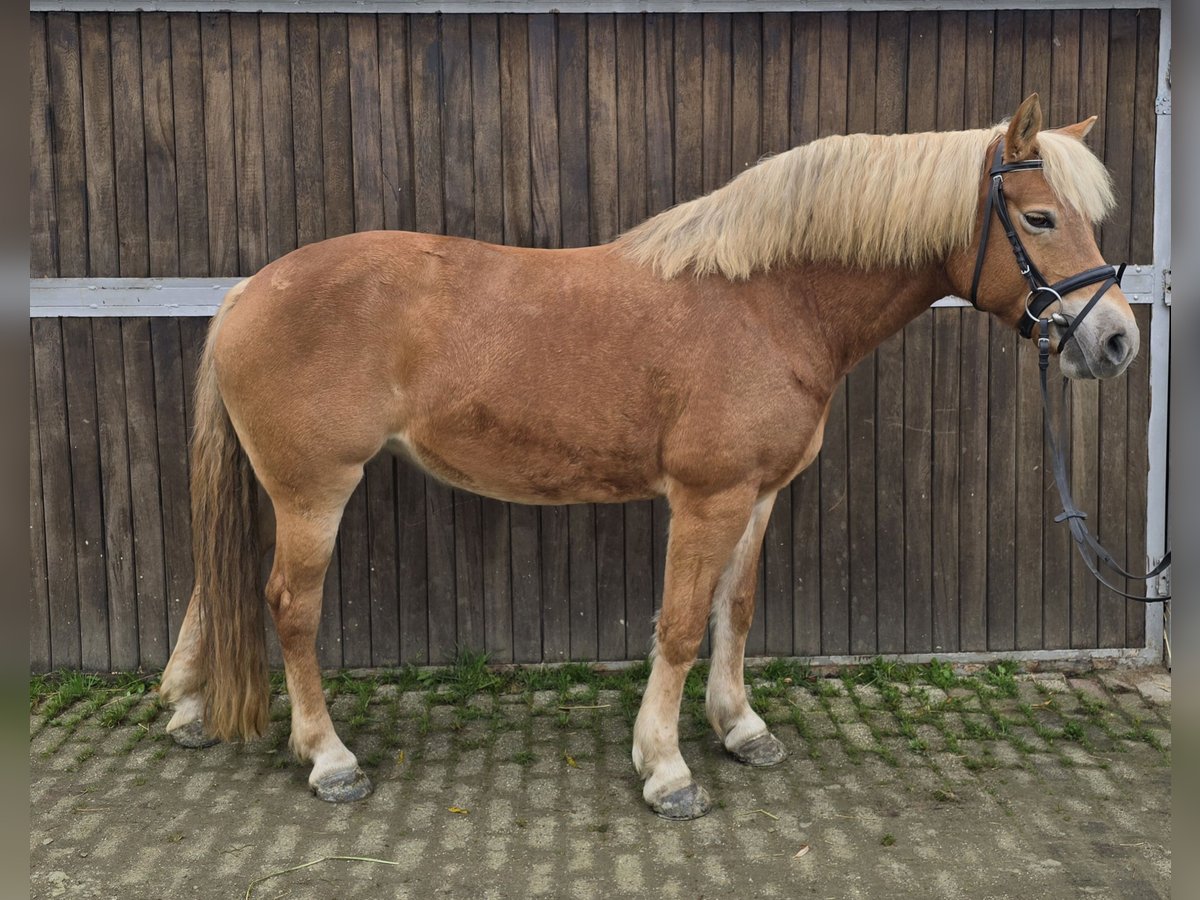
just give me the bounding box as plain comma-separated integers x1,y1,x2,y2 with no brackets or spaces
29,268,1164,317
28,0,1171,15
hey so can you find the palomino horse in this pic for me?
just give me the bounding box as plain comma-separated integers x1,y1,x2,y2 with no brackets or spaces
160,94,1137,818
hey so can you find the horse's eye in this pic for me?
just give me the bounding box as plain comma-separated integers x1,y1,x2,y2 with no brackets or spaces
1024,212,1054,230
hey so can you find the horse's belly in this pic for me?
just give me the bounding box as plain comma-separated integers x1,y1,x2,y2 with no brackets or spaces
389,426,662,506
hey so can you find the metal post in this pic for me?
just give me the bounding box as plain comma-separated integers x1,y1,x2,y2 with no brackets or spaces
1143,0,1171,664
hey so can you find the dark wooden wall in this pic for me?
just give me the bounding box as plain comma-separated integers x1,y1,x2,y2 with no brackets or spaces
29,9,1161,671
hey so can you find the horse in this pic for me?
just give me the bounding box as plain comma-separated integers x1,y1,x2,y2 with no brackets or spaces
159,93,1136,819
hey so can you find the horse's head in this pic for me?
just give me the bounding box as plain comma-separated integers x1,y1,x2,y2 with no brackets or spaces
950,93,1138,380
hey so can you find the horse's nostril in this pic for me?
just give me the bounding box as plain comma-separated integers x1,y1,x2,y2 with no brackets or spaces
1105,332,1128,365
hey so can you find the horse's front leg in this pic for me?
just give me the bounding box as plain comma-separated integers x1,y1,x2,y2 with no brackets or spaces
633,484,759,819
706,492,788,765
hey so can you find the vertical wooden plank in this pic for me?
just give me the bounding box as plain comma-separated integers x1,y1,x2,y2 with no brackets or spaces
1129,9,1158,265
170,13,210,275
60,320,108,670
673,14,702,204
1101,9,1135,264
567,502,597,661
872,10,907,655
930,11,965,655
30,13,57,277
30,346,51,670
260,13,297,263
396,458,429,666
557,14,589,248
1013,10,1057,649
471,14,504,246
528,14,561,249
540,506,570,663
290,14,326,248
79,14,117,277
1125,304,1150,645
112,14,149,277
645,14,674,215
442,15,475,239
986,329,1018,653
614,9,652,225
122,319,169,667
367,457,400,668
815,12,850,656
845,11,878,656
142,13,180,276
231,14,267,273
410,14,456,664
903,11,935,653
499,14,532,248
790,11,821,656
379,15,414,233
500,13,539,661
149,320,193,649
471,13,513,663
452,487,485,654
33,320,80,669
761,14,790,155
320,14,354,239
201,12,238,276
961,9,999,652
588,14,618,242
349,13,384,233
47,13,88,275
338,479,372,668
701,13,731,196
731,13,762,178
92,320,137,669
317,551,344,669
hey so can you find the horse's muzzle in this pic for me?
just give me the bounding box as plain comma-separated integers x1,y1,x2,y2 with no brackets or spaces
1054,304,1139,379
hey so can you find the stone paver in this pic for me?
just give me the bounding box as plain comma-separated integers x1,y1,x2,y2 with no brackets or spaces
30,668,1170,899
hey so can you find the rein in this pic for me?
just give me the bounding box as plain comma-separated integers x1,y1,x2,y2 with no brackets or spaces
970,140,1170,603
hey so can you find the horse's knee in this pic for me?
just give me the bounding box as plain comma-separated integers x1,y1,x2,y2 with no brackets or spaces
654,612,707,667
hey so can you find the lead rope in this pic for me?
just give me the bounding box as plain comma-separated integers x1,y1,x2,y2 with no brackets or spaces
1037,317,1171,602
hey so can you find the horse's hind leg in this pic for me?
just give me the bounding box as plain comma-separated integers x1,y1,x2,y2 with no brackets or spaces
266,484,372,802
706,492,788,766
633,484,758,819
161,593,219,748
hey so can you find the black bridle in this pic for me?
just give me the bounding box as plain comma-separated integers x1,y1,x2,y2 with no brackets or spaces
970,140,1170,603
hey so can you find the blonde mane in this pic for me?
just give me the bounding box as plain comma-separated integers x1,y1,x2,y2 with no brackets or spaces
616,124,1115,280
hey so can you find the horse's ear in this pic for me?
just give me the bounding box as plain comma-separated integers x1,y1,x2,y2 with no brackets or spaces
1054,115,1098,142
1004,93,1043,162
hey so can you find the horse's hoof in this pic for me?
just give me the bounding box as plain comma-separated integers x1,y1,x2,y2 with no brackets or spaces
169,719,220,750
312,768,374,803
728,732,788,767
650,782,713,820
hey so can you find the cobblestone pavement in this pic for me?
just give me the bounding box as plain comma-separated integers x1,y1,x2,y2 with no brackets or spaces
30,663,1170,899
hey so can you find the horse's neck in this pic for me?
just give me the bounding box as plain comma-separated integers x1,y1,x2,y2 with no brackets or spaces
750,263,954,381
